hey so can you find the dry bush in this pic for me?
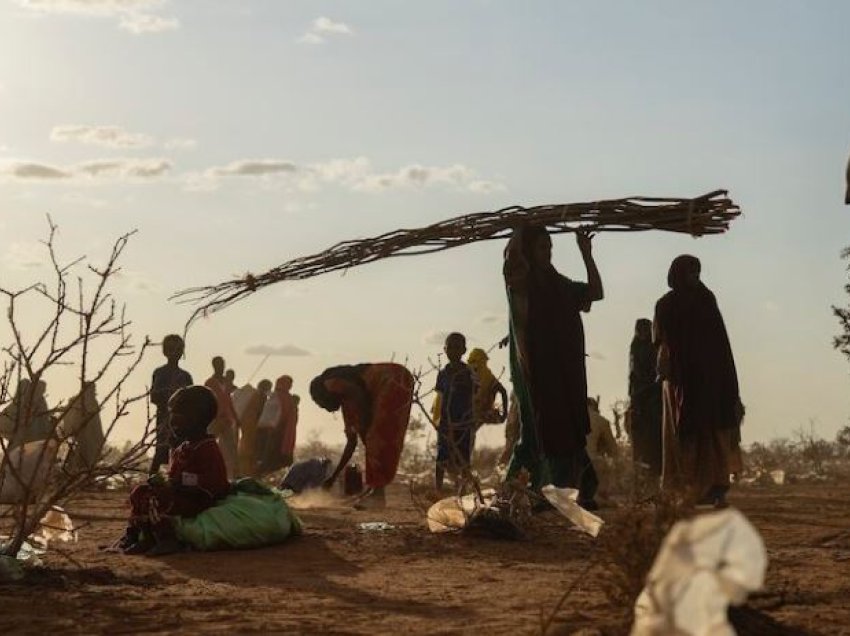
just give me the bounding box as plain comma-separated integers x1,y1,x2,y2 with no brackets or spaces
742,422,850,483
0,219,154,560
596,493,691,626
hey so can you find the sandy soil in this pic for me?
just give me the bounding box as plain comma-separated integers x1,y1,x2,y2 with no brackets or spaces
1,483,849,635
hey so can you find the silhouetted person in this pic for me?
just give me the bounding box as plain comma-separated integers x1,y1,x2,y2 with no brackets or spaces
628,318,663,479
503,226,603,508
311,363,414,509
224,369,236,394
121,386,229,556
654,255,743,507
432,333,476,492
236,379,272,478
205,356,239,478
149,335,192,474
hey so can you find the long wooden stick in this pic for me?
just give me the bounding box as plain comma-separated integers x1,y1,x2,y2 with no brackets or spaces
173,189,740,324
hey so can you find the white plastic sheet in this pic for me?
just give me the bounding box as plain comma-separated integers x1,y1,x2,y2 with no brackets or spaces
426,489,496,533
540,485,604,537
631,508,767,636
0,440,59,504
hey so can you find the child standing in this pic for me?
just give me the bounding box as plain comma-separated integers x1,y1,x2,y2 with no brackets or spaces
149,335,193,475
433,333,477,491
121,385,229,555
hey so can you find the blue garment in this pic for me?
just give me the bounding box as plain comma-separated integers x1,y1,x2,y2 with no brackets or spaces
279,457,332,493
435,364,476,467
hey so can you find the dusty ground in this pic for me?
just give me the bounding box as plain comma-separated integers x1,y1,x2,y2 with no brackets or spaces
1,482,849,635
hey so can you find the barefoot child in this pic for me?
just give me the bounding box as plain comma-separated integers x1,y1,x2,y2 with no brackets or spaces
120,385,230,555
433,333,477,491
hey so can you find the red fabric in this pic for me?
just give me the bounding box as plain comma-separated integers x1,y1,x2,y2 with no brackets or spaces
334,363,413,489
129,483,213,523
205,376,237,425
275,379,298,460
168,437,230,499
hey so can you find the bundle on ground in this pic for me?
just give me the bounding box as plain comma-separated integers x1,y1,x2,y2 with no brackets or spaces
174,189,740,323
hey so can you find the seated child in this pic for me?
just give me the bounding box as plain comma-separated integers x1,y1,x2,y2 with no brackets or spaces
433,332,477,491
120,385,230,555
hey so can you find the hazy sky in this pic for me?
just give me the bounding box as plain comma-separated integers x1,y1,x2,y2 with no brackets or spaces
1,0,849,449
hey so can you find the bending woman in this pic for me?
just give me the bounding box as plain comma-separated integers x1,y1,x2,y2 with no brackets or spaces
504,226,604,506
310,363,414,508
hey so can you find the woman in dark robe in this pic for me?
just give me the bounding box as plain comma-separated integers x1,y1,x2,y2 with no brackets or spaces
504,225,604,506
628,318,663,478
653,255,743,507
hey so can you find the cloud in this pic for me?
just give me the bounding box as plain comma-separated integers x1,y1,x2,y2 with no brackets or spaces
51,124,154,149
118,12,178,34
189,155,504,195
4,242,45,270
164,137,197,151
15,1,179,35
211,159,298,178
114,268,160,293
0,158,171,182
352,163,500,193
298,16,353,44
245,344,311,357
2,161,72,180
16,0,165,15
478,312,503,325
423,331,450,347
76,158,172,178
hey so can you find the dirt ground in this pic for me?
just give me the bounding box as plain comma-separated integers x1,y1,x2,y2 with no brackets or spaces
1,482,849,635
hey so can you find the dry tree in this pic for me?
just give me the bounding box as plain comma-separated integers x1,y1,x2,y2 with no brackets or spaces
0,217,154,561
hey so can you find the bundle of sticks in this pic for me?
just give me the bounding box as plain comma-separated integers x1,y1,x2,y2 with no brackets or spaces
175,189,740,323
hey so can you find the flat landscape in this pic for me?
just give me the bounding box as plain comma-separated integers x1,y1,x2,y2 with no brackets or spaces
2,482,848,635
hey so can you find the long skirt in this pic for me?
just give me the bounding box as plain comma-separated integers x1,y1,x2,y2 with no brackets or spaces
358,364,414,489
661,381,742,500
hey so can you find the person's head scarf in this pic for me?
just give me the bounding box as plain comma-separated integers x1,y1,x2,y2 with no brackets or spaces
667,255,701,291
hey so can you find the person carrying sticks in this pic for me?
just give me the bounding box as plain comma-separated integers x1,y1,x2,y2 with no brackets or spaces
503,226,603,509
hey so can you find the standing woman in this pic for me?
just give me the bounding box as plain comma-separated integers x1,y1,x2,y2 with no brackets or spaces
310,363,414,509
628,318,663,478
503,226,604,506
653,255,743,507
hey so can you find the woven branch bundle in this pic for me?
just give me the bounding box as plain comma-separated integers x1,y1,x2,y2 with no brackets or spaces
174,189,740,323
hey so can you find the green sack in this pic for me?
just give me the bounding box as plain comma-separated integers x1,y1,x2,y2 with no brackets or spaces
173,480,302,551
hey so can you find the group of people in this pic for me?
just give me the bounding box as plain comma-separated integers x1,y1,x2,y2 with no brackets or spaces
627,255,744,507
124,224,744,554
149,335,299,481
501,228,743,509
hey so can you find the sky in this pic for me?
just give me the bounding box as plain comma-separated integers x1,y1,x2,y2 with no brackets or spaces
0,0,849,449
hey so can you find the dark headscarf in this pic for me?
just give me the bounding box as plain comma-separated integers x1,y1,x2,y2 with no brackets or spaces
655,256,740,435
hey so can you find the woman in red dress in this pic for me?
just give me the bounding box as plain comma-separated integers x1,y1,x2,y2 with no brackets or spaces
310,363,414,509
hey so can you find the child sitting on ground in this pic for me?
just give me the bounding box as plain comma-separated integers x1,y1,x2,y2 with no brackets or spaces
119,385,230,555
433,332,477,492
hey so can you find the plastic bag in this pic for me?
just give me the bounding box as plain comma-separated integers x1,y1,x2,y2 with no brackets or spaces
256,395,280,429
631,508,767,636
172,479,302,551
0,440,59,504
540,485,604,537
426,489,496,533
231,385,257,420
